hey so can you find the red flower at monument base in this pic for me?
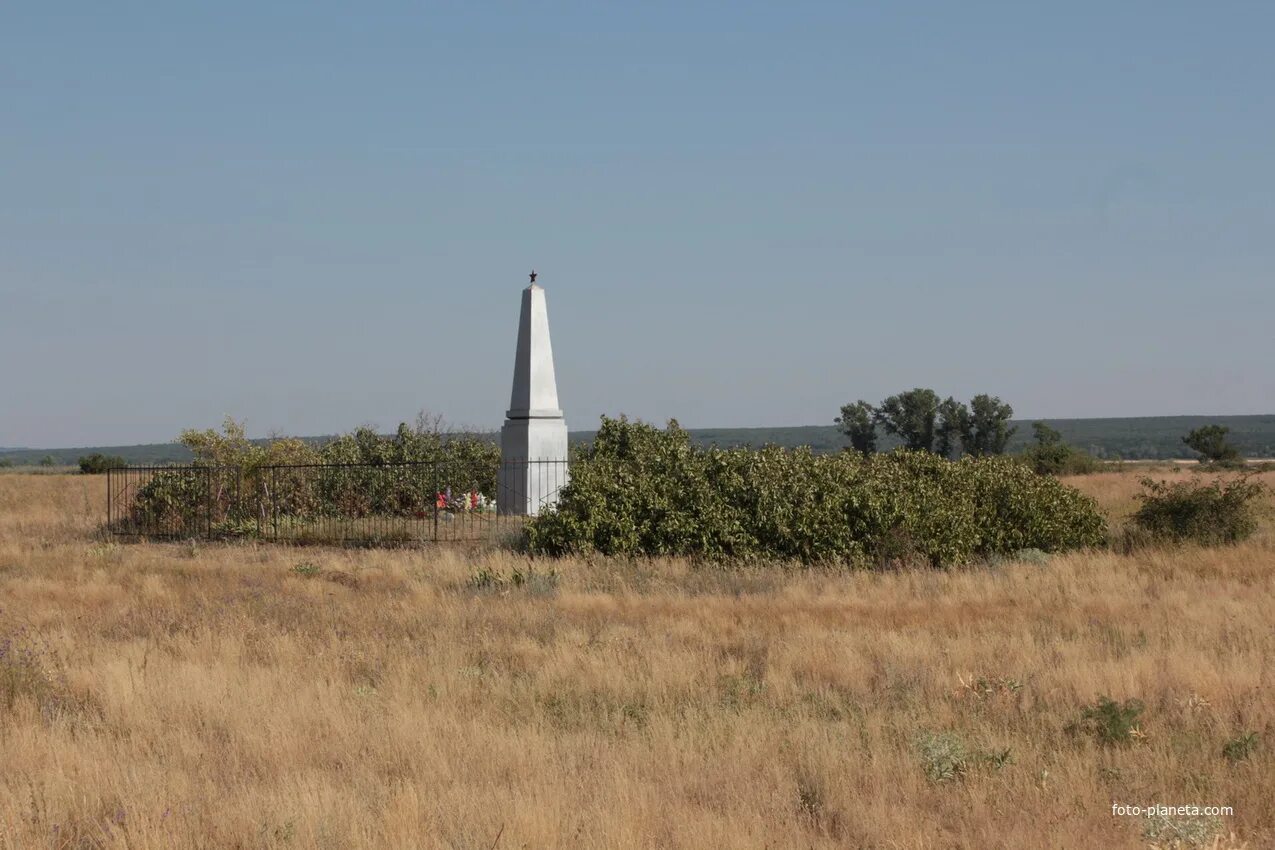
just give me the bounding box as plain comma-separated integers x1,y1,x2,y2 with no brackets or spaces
428,489,495,512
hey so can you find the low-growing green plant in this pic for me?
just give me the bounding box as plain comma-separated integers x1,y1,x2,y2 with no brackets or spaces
509,563,558,594
468,568,503,590
1128,474,1266,547
1067,695,1146,747
957,673,1024,700
983,747,1014,771
527,417,1107,566
1142,810,1223,848
467,564,558,595
917,730,969,782
1222,731,1259,763
915,731,1013,783
292,561,322,578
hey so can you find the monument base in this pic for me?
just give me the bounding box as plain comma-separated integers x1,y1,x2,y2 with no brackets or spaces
498,416,569,516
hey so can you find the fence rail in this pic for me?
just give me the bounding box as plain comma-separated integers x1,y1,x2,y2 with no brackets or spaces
106,459,568,544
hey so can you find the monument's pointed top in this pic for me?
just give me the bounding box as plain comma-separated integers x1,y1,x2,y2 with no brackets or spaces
506,281,562,420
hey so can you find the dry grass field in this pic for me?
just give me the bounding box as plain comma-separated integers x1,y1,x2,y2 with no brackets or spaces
1,469,1273,849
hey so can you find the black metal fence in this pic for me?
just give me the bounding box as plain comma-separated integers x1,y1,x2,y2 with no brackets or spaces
106,459,568,544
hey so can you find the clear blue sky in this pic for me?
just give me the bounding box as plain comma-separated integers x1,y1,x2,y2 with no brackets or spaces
2,2,1272,448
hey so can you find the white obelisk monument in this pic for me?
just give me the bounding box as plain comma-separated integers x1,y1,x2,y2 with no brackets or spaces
498,272,569,515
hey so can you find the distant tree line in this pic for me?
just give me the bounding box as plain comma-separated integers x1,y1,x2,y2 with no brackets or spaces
836,389,1017,459
837,390,1104,475
838,391,1255,475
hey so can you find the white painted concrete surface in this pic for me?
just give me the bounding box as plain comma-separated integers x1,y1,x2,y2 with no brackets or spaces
498,283,569,515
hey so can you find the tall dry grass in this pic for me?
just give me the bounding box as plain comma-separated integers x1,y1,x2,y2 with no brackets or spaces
0,472,1271,849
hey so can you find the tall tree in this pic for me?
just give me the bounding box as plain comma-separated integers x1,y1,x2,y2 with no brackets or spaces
1024,420,1102,475
1183,425,1241,464
935,397,971,459
835,400,877,457
964,394,1016,456
876,388,940,452
1032,421,1063,447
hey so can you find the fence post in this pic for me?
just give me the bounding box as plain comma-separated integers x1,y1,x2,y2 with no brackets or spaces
272,466,279,541
206,467,213,541
106,468,113,531
432,461,439,543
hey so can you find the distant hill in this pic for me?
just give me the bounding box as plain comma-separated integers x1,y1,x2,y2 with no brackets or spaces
0,440,292,467
3,415,1274,466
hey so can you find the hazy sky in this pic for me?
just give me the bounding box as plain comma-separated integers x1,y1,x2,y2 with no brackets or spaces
3,2,1272,448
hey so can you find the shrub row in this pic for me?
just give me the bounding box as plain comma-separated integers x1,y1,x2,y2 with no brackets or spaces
526,417,1107,565
127,418,500,535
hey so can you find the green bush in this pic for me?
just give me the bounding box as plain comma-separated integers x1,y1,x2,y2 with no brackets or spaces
526,417,1107,566
966,456,1107,554
1021,444,1103,476
78,453,126,474
1020,422,1103,475
129,468,212,536
1128,474,1266,547
307,421,499,514
1067,695,1146,747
